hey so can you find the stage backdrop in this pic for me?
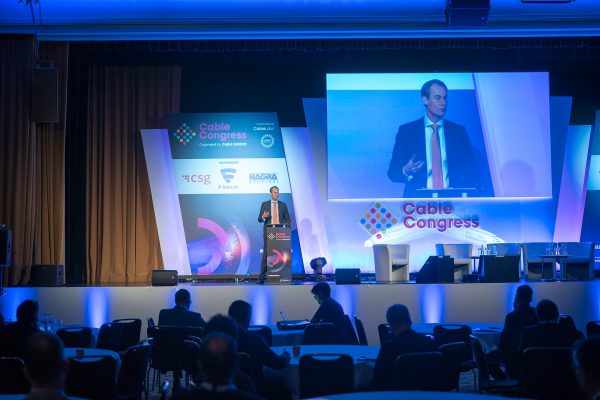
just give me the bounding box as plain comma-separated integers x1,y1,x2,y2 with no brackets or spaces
142,113,303,276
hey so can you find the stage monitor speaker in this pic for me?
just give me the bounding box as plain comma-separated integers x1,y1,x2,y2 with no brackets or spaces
30,265,65,286
416,256,454,284
152,270,178,286
0,229,12,267
32,67,59,123
479,255,520,283
446,0,490,26
335,268,361,284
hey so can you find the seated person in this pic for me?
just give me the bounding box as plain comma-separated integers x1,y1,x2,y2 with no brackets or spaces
310,282,346,342
158,288,206,327
173,332,264,400
0,299,41,358
228,300,290,391
573,336,600,400
371,304,437,390
497,285,538,378
23,332,71,400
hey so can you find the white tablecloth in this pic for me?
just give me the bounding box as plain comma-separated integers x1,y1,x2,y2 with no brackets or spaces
267,345,379,398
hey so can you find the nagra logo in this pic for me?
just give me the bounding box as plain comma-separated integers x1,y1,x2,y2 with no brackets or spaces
401,202,479,233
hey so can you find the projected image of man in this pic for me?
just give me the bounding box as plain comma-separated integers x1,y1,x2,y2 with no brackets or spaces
388,79,480,197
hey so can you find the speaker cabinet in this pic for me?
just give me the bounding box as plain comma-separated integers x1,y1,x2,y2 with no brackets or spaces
152,270,178,286
30,265,65,286
416,256,454,283
446,0,490,26
0,229,12,267
335,268,361,284
32,67,59,123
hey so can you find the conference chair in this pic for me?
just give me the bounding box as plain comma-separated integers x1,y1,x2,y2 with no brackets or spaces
393,352,446,391
112,318,142,350
353,315,368,345
471,336,517,396
117,343,151,400
299,354,354,399
439,341,466,390
237,352,256,383
56,326,94,348
342,314,359,345
66,355,119,400
373,244,410,282
0,357,29,394
435,243,473,282
586,320,600,337
302,323,337,345
558,241,595,280
96,322,125,352
518,347,585,400
378,323,393,345
248,325,273,347
433,324,476,380
522,242,555,280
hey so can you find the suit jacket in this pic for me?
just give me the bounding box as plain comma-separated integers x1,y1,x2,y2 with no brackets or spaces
310,297,347,342
498,305,538,377
258,200,291,235
0,322,40,358
371,328,438,390
237,331,288,386
158,305,206,328
387,118,479,197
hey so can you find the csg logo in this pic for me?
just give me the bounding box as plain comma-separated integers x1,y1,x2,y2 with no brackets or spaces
182,174,211,185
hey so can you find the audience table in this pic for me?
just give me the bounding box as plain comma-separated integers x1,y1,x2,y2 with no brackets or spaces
269,345,379,398
266,324,305,346
306,390,527,400
412,322,502,351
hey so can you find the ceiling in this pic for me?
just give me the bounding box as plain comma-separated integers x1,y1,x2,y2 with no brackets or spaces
1,0,599,40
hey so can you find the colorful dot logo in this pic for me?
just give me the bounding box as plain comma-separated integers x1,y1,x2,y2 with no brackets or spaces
172,123,197,146
360,202,399,239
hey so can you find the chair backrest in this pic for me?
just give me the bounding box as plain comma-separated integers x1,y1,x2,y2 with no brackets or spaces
439,341,465,391
433,324,472,362
560,241,595,280
117,343,151,398
560,241,594,257
96,322,125,352
488,242,521,256
56,327,94,348
237,351,256,382
519,347,585,400
112,318,142,350
436,243,472,259
342,315,359,345
378,323,393,345
66,355,118,400
0,357,29,394
374,244,410,282
470,336,491,389
353,315,368,346
393,352,446,391
248,325,273,347
302,323,336,345
586,321,600,337
147,325,202,372
299,354,354,398
147,317,155,328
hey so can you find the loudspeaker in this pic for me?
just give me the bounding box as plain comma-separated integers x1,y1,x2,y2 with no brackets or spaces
446,0,490,26
0,229,12,267
30,265,65,286
32,67,58,123
480,255,520,283
416,256,454,284
335,268,361,284
152,270,178,286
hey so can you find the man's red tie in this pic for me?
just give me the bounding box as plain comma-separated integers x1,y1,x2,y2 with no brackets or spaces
272,202,278,224
431,124,443,189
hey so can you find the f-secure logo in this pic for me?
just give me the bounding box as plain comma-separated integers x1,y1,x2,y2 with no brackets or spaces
220,168,237,183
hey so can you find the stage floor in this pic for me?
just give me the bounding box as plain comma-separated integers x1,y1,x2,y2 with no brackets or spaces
1,280,598,345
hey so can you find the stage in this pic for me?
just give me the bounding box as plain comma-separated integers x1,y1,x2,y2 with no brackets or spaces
1,279,598,345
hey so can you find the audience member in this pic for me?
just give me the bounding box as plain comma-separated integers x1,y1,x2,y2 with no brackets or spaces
228,300,290,395
0,299,41,358
158,289,206,327
497,285,538,378
173,332,264,400
23,332,71,400
371,304,437,390
573,336,600,400
310,282,346,341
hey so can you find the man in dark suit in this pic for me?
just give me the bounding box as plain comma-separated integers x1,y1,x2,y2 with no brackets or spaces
371,304,438,390
0,299,41,358
497,285,538,378
310,282,347,341
158,289,206,327
228,300,290,395
23,332,71,400
387,79,480,197
573,336,600,400
257,185,291,284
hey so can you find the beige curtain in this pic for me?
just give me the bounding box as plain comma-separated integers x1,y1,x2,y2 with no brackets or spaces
86,66,181,283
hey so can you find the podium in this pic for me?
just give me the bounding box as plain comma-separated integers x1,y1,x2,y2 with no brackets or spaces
265,224,292,284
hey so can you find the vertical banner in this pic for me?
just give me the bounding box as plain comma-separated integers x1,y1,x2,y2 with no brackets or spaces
581,111,600,271
167,113,302,275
